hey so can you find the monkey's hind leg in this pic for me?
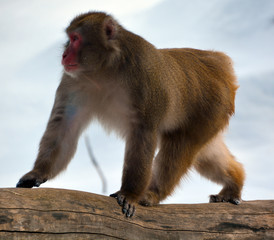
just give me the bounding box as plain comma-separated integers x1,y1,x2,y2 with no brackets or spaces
193,134,245,204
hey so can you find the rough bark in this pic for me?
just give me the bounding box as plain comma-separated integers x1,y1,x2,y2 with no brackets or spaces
0,188,273,239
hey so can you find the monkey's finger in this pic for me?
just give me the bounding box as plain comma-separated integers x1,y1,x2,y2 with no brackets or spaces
33,180,43,187
117,194,125,206
110,192,125,206
109,193,118,199
122,200,135,217
16,179,37,188
122,203,135,217
209,194,221,203
122,202,128,215
126,205,135,218
229,199,241,205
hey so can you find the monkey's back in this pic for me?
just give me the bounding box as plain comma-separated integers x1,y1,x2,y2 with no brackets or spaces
157,48,238,134
159,48,237,92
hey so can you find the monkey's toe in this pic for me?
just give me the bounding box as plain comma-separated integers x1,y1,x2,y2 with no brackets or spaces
139,198,154,207
110,192,125,206
110,191,136,217
122,201,135,218
139,191,159,207
139,200,151,207
209,194,241,205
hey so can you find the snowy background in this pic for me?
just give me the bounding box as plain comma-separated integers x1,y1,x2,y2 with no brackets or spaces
0,0,273,204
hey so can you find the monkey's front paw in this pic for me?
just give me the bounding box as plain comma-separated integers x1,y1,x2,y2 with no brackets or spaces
16,171,47,188
209,194,241,205
110,191,136,218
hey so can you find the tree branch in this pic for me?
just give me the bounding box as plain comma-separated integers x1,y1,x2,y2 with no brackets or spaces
0,188,273,239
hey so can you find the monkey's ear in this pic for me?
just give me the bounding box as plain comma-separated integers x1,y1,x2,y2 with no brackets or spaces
103,17,118,41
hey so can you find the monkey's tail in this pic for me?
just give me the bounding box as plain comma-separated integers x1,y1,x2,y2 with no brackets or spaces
84,135,107,194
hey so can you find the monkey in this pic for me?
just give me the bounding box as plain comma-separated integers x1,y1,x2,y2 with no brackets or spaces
16,11,245,218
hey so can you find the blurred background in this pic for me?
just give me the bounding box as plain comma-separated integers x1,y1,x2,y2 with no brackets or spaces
0,0,273,204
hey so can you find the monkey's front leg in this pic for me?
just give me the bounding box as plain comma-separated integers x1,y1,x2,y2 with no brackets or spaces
110,126,157,217
17,86,89,188
139,130,198,207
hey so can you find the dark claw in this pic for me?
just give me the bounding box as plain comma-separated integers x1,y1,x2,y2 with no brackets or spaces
126,205,135,218
34,181,41,187
110,193,118,198
139,201,149,207
209,194,218,203
117,195,125,206
122,207,127,214
123,201,129,214
209,194,241,205
123,201,135,217
229,199,241,205
110,192,125,206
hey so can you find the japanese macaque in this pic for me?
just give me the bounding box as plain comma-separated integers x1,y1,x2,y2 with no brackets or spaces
16,12,245,217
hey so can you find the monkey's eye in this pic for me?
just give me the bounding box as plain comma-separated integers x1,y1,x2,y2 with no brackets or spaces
72,35,78,41
69,33,80,43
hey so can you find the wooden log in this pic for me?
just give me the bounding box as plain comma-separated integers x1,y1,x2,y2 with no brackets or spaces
0,188,273,239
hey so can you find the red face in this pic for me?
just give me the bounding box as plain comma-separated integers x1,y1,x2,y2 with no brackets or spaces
62,32,82,72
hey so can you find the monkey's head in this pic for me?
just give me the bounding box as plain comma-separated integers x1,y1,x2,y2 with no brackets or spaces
62,12,121,77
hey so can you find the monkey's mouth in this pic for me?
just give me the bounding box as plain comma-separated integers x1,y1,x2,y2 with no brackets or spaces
64,64,78,72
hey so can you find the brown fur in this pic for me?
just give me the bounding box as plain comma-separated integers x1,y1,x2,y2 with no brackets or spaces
17,12,245,217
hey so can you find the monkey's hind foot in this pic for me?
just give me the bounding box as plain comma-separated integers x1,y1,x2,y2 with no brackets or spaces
110,191,136,218
139,191,160,207
209,194,241,205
